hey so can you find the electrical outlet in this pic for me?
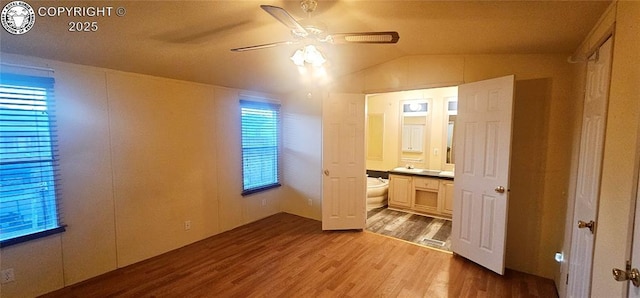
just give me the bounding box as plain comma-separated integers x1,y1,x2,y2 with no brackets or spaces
308,199,313,206
1,268,15,284
184,220,191,231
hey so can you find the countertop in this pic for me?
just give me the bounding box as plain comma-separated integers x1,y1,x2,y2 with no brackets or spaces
389,167,454,180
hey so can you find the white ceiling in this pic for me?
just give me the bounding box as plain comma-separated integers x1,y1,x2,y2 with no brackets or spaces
0,0,610,94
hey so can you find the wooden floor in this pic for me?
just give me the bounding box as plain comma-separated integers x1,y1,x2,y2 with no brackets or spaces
367,207,452,251
42,213,557,298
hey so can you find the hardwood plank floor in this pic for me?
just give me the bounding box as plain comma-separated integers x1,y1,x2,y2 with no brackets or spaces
41,213,557,298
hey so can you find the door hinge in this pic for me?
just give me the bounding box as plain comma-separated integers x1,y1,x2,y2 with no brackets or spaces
566,273,569,285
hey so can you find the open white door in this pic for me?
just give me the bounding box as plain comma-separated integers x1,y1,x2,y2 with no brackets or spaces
452,75,515,275
322,93,366,230
567,37,612,298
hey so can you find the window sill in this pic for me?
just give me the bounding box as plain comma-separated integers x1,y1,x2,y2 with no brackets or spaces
0,226,66,248
242,183,281,196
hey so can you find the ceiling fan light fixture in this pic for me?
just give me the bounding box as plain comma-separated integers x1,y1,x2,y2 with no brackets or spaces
233,3,399,64
291,44,326,67
291,48,306,66
304,44,326,66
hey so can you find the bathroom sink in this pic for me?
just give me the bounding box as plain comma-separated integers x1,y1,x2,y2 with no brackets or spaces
392,167,424,174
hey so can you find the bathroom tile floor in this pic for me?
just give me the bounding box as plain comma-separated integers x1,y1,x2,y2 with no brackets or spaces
366,207,452,251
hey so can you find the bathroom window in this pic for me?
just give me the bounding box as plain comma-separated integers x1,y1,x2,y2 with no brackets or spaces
240,100,281,195
0,73,65,247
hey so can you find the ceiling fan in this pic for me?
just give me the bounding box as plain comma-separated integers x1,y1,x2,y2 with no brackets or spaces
230,0,400,53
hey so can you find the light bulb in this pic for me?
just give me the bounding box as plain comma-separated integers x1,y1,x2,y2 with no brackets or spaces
290,49,305,66
305,45,326,67
409,103,422,111
291,45,326,67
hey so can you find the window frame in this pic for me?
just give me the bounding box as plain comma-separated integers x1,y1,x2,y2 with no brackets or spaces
239,99,282,196
0,73,65,247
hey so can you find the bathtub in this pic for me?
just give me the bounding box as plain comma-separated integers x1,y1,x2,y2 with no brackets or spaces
367,177,389,210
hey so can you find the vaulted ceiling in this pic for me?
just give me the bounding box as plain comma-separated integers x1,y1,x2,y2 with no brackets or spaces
0,0,611,94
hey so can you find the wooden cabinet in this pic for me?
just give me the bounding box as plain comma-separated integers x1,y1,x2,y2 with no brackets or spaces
388,174,454,219
413,177,440,214
440,180,454,215
388,174,412,208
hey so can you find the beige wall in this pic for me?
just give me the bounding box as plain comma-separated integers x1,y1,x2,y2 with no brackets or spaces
508,78,556,276
557,59,587,298
280,89,324,220
283,53,575,281
0,54,283,297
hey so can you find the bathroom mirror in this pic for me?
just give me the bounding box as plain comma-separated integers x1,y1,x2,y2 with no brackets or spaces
444,97,458,166
446,115,456,164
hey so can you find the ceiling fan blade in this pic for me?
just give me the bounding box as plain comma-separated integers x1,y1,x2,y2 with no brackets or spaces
328,31,400,44
230,41,297,52
260,5,308,36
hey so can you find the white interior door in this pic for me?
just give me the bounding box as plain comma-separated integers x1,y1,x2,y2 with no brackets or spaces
451,75,515,275
567,37,613,298
322,93,366,230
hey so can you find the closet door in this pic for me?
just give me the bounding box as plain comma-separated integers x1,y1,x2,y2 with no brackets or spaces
567,37,612,298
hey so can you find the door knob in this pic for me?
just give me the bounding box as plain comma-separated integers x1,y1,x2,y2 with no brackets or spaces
494,186,505,193
323,170,330,176
578,220,596,234
613,267,640,287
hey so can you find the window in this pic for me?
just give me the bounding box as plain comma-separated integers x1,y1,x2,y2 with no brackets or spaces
240,100,281,195
0,73,64,247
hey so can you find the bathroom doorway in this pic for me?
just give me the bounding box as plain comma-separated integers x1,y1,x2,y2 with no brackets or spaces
322,75,517,275
364,86,457,252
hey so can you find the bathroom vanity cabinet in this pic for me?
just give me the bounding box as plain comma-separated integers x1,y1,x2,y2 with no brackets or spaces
388,173,453,219
440,180,454,215
388,174,412,208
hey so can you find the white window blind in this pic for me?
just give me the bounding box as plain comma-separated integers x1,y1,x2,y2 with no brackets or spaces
0,73,64,247
240,100,281,195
